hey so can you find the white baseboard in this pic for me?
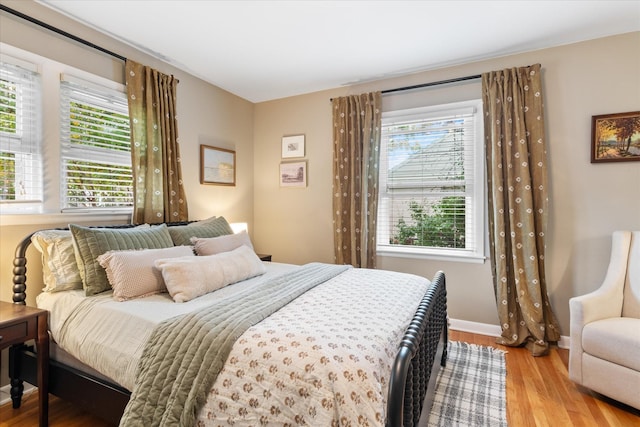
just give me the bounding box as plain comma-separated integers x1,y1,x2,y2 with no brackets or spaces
0,383,36,407
557,335,570,349
449,318,570,349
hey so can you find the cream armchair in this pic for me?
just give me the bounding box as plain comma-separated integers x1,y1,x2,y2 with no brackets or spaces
569,230,640,410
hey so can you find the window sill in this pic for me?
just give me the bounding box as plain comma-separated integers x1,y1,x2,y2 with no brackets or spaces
376,246,486,264
0,211,132,226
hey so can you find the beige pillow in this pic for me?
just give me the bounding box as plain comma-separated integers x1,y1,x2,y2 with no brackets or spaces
98,246,194,301
191,230,253,256
155,245,266,303
31,230,83,292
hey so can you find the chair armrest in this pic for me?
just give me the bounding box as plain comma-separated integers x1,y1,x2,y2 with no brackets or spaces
570,287,623,327
568,288,622,384
572,230,631,324
568,231,630,384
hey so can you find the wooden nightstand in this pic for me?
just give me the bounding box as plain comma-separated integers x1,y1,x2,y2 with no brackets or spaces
0,301,49,427
257,253,272,262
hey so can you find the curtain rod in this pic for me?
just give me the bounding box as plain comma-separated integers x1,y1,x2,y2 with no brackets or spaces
0,4,127,62
381,74,481,95
330,73,481,102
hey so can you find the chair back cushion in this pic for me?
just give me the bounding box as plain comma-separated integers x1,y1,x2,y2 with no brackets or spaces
622,231,640,318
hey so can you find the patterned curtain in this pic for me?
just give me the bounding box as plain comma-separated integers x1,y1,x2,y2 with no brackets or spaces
331,92,382,268
482,64,560,356
126,59,188,224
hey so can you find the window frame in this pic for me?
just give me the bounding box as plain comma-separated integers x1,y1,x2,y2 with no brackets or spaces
376,99,486,263
0,54,43,211
0,43,134,222
59,74,133,212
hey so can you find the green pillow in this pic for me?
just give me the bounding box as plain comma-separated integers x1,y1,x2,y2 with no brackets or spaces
70,224,174,296
167,216,234,246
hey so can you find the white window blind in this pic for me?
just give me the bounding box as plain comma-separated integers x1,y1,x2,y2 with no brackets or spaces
60,75,133,210
0,56,42,209
377,100,484,260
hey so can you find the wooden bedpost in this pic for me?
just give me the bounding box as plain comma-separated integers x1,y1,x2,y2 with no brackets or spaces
12,233,35,305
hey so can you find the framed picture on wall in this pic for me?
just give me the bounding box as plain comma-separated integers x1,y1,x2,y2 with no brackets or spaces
591,111,640,163
279,161,307,187
281,135,305,158
200,145,236,185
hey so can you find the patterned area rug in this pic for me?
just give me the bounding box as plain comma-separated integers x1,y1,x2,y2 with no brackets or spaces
427,341,507,426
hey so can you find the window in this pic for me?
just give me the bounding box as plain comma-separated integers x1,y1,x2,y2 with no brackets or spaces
0,56,42,210
60,75,133,211
377,100,485,262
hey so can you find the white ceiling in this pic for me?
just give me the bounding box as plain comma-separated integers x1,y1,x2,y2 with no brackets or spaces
38,0,640,103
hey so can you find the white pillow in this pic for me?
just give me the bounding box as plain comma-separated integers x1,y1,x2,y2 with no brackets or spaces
155,245,266,303
31,229,83,292
190,230,254,256
98,245,194,301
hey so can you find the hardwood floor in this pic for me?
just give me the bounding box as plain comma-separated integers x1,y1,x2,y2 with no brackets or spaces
1,330,638,426
0,390,112,427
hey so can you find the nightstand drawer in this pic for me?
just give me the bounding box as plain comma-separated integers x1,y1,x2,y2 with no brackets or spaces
0,321,28,346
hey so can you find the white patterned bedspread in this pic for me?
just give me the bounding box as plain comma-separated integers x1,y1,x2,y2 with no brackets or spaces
37,263,430,426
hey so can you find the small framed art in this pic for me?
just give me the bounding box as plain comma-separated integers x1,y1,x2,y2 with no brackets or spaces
279,161,307,188
200,145,236,185
281,135,305,158
591,111,640,163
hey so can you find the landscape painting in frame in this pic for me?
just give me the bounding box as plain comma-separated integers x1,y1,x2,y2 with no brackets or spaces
200,145,236,185
591,111,640,163
279,161,307,187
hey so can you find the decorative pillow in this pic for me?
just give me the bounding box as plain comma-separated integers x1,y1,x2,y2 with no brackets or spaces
31,230,83,292
70,223,174,296
30,224,150,292
168,216,234,246
155,245,266,303
191,230,254,256
98,246,194,301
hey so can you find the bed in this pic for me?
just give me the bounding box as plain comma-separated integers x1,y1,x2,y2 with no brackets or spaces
8,219,448,427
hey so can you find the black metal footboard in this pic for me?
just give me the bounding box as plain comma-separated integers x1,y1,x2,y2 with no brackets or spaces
387,271,448,427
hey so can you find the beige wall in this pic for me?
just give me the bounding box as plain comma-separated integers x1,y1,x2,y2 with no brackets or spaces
253,31,640,335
